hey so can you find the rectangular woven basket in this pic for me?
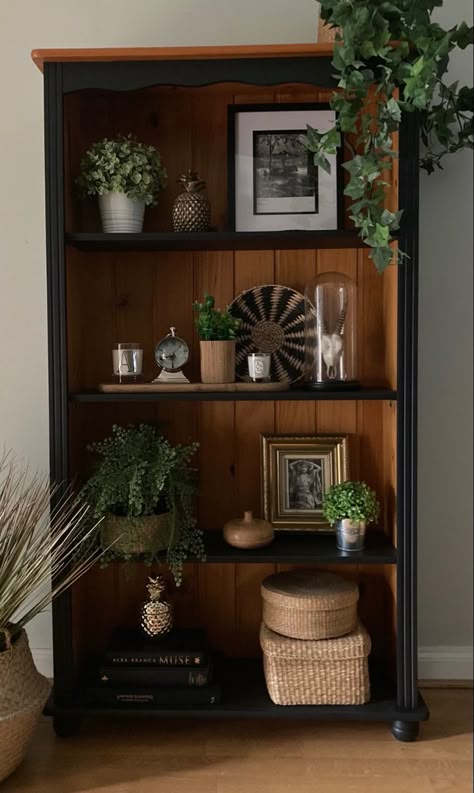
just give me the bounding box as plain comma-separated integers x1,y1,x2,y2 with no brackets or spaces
260,622,371,706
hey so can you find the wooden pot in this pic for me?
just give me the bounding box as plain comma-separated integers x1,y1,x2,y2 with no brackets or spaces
200,340,235,384
223,510,274,549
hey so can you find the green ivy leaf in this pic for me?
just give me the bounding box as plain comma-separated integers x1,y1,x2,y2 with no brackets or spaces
371,245,395,272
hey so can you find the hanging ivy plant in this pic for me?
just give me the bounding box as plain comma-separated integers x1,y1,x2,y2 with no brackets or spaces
306,1,473,272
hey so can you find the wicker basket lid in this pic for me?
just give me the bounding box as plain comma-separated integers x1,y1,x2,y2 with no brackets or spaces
261,570,358,612
260,621,371,660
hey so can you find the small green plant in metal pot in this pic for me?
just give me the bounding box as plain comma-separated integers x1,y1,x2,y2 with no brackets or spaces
323,480,380,552
77,134,167,232
81,424,204,585
193,293,241,384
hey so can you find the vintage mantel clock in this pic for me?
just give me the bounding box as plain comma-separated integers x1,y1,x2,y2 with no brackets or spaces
153,327,190,384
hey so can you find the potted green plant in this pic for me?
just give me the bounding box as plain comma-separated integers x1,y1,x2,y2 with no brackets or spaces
193,293,241,384
306,1,473,272
323,480,380,552
81,424,203,584
0,452,101,782
77,134,167,233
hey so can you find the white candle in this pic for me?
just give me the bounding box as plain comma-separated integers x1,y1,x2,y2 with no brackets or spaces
247,353,271,382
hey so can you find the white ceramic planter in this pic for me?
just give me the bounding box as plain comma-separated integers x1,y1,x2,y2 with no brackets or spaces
98,192,145,233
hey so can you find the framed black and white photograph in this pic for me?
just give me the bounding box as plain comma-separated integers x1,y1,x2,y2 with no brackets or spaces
261,434,349,532
228,103,343,232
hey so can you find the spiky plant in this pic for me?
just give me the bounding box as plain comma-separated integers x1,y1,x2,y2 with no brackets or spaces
0,451,102,649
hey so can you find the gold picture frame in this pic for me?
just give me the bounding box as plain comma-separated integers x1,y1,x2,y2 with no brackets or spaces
261,434,350,532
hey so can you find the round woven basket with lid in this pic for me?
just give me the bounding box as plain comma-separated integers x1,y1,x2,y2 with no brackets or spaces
261,570,358,640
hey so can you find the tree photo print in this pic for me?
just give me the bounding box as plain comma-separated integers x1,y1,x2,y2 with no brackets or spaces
253,130,318,215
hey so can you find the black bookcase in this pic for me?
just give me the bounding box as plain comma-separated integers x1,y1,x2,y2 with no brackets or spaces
35,43,428,741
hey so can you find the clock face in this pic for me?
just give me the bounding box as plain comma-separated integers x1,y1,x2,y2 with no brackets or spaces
155,335,189,372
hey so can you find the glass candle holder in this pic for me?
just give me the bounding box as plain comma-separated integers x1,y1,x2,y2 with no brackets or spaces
112,343,143,383
247,352,271,382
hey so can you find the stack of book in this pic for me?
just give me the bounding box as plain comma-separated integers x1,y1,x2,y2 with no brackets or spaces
86,628,221,707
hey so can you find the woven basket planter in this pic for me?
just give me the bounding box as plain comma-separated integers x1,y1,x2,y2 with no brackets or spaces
261,570,358,640
0,630,51,783
260,621,371,706
100,512,171,556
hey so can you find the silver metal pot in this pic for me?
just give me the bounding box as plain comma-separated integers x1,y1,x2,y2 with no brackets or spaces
335,519,366,552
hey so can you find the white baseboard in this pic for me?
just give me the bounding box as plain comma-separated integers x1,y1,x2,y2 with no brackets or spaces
32,646,473,682
418,645,473,681
32,649,54,679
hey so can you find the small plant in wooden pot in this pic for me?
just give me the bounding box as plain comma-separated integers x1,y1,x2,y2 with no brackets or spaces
77,134,167,233
323,481,380,552
81,424,204,585
0,452,101,781
193,293,241,384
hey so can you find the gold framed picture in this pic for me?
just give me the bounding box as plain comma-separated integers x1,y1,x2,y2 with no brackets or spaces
261,434,350,532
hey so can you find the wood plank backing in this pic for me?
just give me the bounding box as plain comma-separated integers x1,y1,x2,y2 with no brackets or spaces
234,247,276,655
190,88,237,647
383,263,398,391
64,84,398,667
275,248,317,434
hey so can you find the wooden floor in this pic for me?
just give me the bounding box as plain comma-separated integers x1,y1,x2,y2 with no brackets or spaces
2,690,472,793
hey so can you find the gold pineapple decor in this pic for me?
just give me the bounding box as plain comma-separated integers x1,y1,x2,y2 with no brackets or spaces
172,170,210,232
140,575,173,638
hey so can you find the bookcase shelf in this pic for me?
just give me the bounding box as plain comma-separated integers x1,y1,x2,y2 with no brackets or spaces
200,530,397,564
48,660,427,724
70,387,397,404
65,230,371,252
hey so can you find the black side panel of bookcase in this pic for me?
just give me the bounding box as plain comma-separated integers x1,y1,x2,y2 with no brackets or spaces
44,63,74,707
397,111,420,711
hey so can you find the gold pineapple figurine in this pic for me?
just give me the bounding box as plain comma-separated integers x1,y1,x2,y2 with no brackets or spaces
172,170,210,232
140,575,173,638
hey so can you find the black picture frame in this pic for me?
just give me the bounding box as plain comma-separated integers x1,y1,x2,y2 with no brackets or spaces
227,102,344,232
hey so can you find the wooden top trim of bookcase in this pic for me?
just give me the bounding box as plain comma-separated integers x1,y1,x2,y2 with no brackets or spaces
31,43,335,72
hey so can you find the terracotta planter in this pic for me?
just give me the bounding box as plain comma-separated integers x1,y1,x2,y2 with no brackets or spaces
224,510,274,549
200,340,235,384
0,630,51,783
100,512,171,556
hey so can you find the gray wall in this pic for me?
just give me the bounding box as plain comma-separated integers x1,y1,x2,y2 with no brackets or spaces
0,0,471,675
418,0,473,657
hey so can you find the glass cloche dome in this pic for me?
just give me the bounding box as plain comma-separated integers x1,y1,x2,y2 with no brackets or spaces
304,271,359,390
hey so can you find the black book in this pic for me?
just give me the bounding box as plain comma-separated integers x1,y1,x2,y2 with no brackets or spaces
86,682,221,708
98,662,211,688
104,628,208,667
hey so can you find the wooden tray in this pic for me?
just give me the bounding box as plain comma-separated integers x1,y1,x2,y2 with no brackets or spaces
99,381,290,393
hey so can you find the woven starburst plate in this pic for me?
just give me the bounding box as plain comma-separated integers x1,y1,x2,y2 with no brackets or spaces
229,285,306,384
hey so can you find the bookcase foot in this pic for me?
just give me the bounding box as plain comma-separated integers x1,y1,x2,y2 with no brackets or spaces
391,720,419,742
53,714,81,738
